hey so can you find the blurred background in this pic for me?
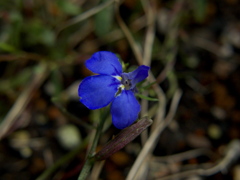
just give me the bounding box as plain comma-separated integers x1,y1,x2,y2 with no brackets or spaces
0,0,240,179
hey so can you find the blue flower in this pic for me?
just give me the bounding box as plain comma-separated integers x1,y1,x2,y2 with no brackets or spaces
78,51,150,129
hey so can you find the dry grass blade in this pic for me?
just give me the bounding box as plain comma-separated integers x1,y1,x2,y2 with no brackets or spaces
0,64,49,140
126,89,182,180
156,140,240,180
115,0,143,65
57,0,116,34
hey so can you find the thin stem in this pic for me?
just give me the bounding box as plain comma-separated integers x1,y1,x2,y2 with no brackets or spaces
0,63,48,140
51,97,94,130
141,0,156,67
115,1,143,65
156,140,240,180
89,160,106,180
126,89,182,180
57,0,116,34
140,0,156,145
77,108,108,180
36,137,89,180
152,148,213,163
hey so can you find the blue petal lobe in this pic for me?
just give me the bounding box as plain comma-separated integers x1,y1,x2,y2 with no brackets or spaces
123,65,150,88
86,51,123,76
111,90,140,129
78,75,120,109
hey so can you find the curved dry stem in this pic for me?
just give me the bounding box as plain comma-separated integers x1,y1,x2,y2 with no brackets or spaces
140,0,157,144
152,148,213,163
126,89,182,180
156,140,240,180
89,160,106,180
141,0,157,67
149,72,167,132
115,1,143,65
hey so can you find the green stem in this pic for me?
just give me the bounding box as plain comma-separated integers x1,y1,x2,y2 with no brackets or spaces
77,108,108,180
51,97,94,130
36,137,89,180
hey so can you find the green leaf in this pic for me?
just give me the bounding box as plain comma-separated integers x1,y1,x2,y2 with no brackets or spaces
0,67,33,93
57,0,81,15
142,81,157,90
41,29,55,47
24,19,55,47
136,81,157,93
49,69,63,96
8,11,23,48
0,43,18,53
135,94,158,101
94,3,113,36
193,0,207,23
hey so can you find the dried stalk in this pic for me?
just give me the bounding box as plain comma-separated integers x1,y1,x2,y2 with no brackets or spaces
126,89,182,180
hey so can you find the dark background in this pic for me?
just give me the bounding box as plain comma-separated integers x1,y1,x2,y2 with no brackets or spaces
0,0,240,179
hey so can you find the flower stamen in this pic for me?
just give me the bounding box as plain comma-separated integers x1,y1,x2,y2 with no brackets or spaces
113,75,122,81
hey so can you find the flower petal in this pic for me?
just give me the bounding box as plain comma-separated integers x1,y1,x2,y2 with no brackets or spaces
86,51,123,76
122,65,150,88
111,90,140,129
78,75,120,109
